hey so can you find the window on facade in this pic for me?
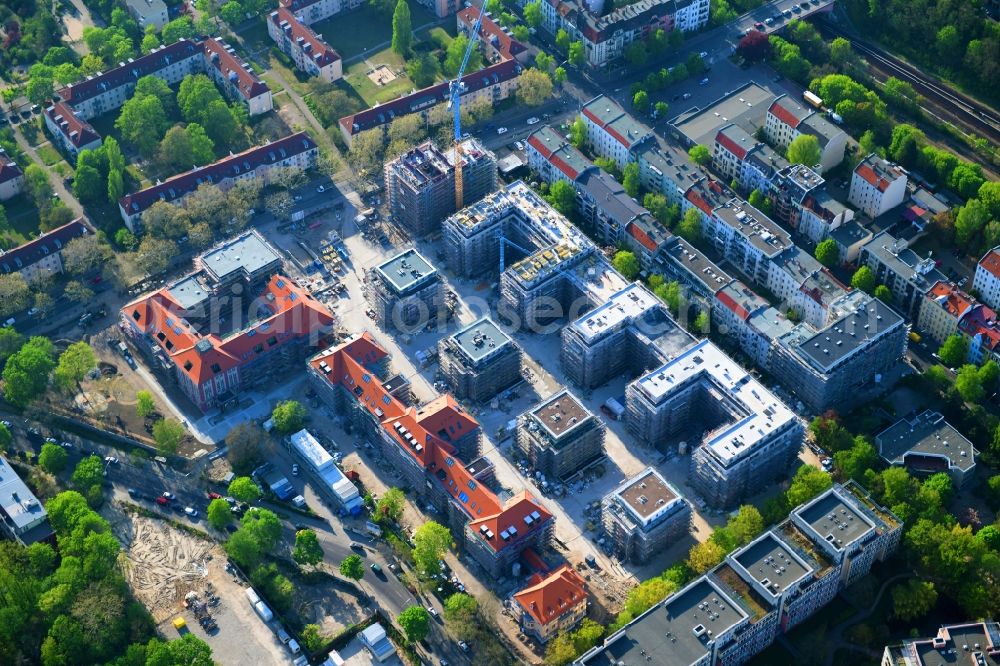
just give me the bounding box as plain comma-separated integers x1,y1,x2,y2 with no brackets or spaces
267,336,277,346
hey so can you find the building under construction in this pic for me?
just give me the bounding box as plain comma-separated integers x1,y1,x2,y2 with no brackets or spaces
560,282,693,390
601,467,691,563
364,248,443,333
626,339,803,508
516,389,605,480
384,139,497,237
438,317,521,402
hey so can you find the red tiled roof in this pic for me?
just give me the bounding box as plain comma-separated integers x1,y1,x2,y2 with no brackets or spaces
715,128,749,160
581,106,632,148
716,288,751,320
768,98,805,129
340,59,521,137
467,490,552,553
202,38,270,100
685,188,713,216
58,39,203,106
0,219,90,274
979,249,1000,281
0,149,23,185
513,564,586,626
125,274,333,384
627,220,659,253
927,280,975,320
457,7,527,60
855,163,890,192
44,102,100,148
119,132,317,217
310,336,551,552
270,8,341,68
959,305,1000,351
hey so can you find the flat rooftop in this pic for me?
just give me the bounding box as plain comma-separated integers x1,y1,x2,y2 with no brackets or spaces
862,231,946,287
576,169,645,225
794,296,903,373
580,578,746,665
876,410,977,473
713,199,791,258
732,531,812,599
200,231,281,281
449,317,513,363
634,339,798,467
582,95,652,149
529,389,592,439
166,272,214,310
570,282,661,344
375,248,439,295
909,623,1000,666
662,237,732,294
794,488,876,552
673,82,774,147
0,455,47,532
611,467,683,526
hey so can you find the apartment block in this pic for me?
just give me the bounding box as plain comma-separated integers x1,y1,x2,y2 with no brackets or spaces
974,247,1000,311
516,389,605,480
527,126,595,185
511,565,588,643
268,8,343,83
882,622,1000,666
656,236,733,302
201,38,274,117
581,95,653,168
0,219,91,282
849,154,908,218
601,467,691,563
768,164,853,243
626,339,803,509
859,230,946,317
438,317,521,402
43,102,101,159
384,139,497,237
0,455,53,546
704,198,792,287
764,95,847,173
918,280,977,345
876,410,977,488
125,0,168,29
119,133,318,229
0,148,24,201
364,249,443,333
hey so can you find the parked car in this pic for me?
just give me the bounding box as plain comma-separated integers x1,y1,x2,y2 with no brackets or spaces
316,185,326,193
104,456,119,464
526,117,540,125
207,492,222,500
156,497,169,506
184,507,198,517
370,563,382,573
291,464,300,476
162,491,176,501
496,127,508,134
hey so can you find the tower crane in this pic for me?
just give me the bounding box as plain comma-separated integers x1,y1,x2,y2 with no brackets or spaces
449,3,487,211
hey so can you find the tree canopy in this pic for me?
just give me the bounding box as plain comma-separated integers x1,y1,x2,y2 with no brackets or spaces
398,605,431,642
271,400,307,434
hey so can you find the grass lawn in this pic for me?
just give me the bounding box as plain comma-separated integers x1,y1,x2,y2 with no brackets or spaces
344,49,418,105
0,194,41,248
20,117,44,147
36,144,63,167
312,4,439,60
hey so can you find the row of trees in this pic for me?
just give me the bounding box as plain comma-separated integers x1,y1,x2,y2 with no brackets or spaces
2,336,96,407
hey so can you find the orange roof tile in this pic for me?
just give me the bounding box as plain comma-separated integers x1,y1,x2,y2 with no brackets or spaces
513,564,586,626
927,280,975,320
468,490,551,552
979,249,1000,281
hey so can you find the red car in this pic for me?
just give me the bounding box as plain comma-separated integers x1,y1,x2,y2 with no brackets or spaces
207,492,223,500
156,497,169,505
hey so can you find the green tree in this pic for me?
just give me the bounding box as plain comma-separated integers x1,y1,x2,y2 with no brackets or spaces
568,41,585,67
444,35,483,77
955,199,990,250
398,605,431,642
443,593,478,638
135,390,155,418
340,554,365,580
301,624,328,653
851,265,877,293
0,274,31,319
3,336,56,407
787,134,821,166
654,101,669,118
569,117,587,149
687,540,725,573
207,498,233,529
517,68,553,106
72,165,105,206
391,0,412,56
677,208,702,243
162,15,197,42
71,455,104,492
228,476,261,503
873,284,892,303
0,423,10,449
624,40,648,67
0,326,25,371
688,144,711,166
833,436,878,481
955,364,985,403
555,28,571,51
546,180,576,216
613,251,641,280
937,334,969,368
892,579,938,621
54,342,96,392
747,188,772,215
242,508,283,553
152,419,184,454
786,465,832,506
632,90,649,112
225,422,268,476
406,52,440,88
524,0,542,27
413,521,452,576
535,52,555,73
115,95,168,158
293,529,324,567
224,528,262,568
375,487,406,524
39,443,69,474
814,238,839,267
271,400,307,434
553,66,567,86
622,162,640,198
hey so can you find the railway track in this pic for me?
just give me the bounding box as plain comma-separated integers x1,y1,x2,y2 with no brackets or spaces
817,21,1000,145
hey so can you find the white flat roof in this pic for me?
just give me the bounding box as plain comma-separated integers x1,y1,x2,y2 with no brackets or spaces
571,283,661,343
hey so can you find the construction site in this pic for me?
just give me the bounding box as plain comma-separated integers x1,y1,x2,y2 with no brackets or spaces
438,317,523,402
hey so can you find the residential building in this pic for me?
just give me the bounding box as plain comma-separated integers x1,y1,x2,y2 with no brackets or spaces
364,249,443,333
201,38,274,116
267,8,343,83
0,219,91,281
457,7,530,63
848,154,908,218
712,281,770,357
307,334,553,578
882,622,1000,666
859,230,946,317
704,198,792,286
526,126,595,185
511,565,588,643
278,0,362,24
764,95,847,173
516,389,605,480
0,455,53,546
125,0,168,29
829,220,873,264
384,139,497,237
768,164,853,243
876,410,978,488
917,280,977,345
438,317,521,402
601,467,691,562
0,148,25,201
43,102,101,159
118,132,318,229
974,247,1000,311
288,429,364,513
121,231,334,411
960,303,1000,366
581,95,653,168
626,339,804,509
657,236,733,302
634,137,702,209
339,59,522,146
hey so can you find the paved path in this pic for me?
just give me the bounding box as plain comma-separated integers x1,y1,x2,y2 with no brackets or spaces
12,125,85,218
823,571,912,666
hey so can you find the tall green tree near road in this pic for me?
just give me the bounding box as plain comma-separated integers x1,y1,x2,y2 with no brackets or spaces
340,554,365,581
787,134,821,167
3,336,56,407
272,400,307,433
225,422,269,476
39,443,69,474
937,334,969,368
622,162,640,198
54,342,97,392
568,41,585,68
814,239,840,267
413,521,452,576
293,529,324,568
517,68,553,106
688,144,711,166
391,0,412,56
443,593,478,638
152,419,185,454
850,265,876,293
612,251,640,280
555,28,570,51
71,455,104,493
398,605,431,642
228,476,262,504
375,488,406,524
0,326,24,371
632,90,649,113
242,508,283,554
0,274,31,320
523,0,542,27
207,499,233,529
136,390,156,418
